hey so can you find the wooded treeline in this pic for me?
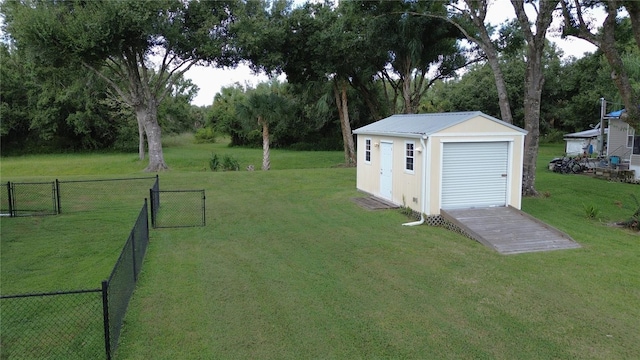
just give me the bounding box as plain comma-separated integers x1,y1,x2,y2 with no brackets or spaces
1,1,639,188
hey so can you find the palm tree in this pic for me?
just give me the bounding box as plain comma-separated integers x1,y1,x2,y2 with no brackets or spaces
237,80,293,170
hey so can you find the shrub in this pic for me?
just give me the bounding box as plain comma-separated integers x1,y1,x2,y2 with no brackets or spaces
221,154,240,171
194,127,217,144
583,204,600,219
209,153,220,171
540,129,565,144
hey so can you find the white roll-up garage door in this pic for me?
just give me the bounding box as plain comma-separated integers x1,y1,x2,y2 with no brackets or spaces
441,142,509,209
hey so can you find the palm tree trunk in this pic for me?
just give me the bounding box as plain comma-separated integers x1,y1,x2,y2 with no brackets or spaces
260,116,270,171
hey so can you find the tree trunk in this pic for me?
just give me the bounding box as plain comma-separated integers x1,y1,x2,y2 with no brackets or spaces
522,70,542,197
512,0,558,196
352,78,384,120
520,49,545,196
138,120,145,160
625,0,640,49
259,116,270,171
333,80,356,166
137,102,168,172
464,0,514,124
486,50,513,124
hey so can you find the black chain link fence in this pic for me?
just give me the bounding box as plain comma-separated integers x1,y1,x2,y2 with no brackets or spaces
0,201,150,360
150,189,205,228
0,182,10,216
2,175,204,358
105,200,149,357
58,177,157,214
0,289,105,359
0,177,157,217
1,181,58,217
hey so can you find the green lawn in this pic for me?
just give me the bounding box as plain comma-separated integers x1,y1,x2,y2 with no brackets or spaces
1,138,639,359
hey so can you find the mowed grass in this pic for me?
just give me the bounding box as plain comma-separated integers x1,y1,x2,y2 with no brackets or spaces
0,134,344,177
2,137,639,359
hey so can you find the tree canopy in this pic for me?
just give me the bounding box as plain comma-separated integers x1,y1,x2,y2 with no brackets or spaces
2,0,638,188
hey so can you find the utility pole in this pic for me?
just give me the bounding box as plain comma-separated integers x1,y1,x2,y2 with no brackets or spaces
599,97,606,156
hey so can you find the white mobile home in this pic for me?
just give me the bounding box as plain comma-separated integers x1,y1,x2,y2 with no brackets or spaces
353,112,527,216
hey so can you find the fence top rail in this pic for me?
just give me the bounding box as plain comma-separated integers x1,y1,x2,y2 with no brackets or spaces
58,176,157,184
7,181,55,185
1,288,102,299
152,189,204,193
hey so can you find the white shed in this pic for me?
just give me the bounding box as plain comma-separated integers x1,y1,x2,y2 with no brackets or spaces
563,126,601,156
352,112,527,219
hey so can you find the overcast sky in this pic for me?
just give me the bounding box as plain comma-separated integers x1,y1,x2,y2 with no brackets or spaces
186,0,601,107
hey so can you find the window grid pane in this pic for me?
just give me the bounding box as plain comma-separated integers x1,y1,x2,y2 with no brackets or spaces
406,143,414,171
365,139,371,162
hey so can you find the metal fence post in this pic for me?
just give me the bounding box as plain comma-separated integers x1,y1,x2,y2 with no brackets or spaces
7,181,14,217
55,179,61,214
149,189,155,229
202,191,206,227
101,280,112,360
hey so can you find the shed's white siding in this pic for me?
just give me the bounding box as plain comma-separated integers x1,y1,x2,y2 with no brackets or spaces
354,112,526,216
565,138,596,156
356,135,423,210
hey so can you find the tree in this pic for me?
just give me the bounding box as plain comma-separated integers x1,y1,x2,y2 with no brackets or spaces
236,1,392,163
279,2,359,165
2,0,236,171
158,75,200,135
356,0,468,115
511,0,559,196
236,80,294,170
437,0,516,124
560,0,640,129
0,41,128,153
429,1,557,195
210,83,249,146
0,43,35,152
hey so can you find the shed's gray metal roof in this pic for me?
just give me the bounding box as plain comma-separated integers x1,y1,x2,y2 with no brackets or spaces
352,111,527,138
564,125,605,139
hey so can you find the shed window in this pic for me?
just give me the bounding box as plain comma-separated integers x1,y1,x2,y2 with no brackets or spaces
405,142,415,172
365,138,372,164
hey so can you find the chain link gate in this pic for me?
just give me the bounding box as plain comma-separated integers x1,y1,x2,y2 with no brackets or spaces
1,181,59,217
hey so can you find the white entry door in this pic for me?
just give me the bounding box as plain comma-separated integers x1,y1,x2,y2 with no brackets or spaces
441,142,509,209
380,141,393,200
